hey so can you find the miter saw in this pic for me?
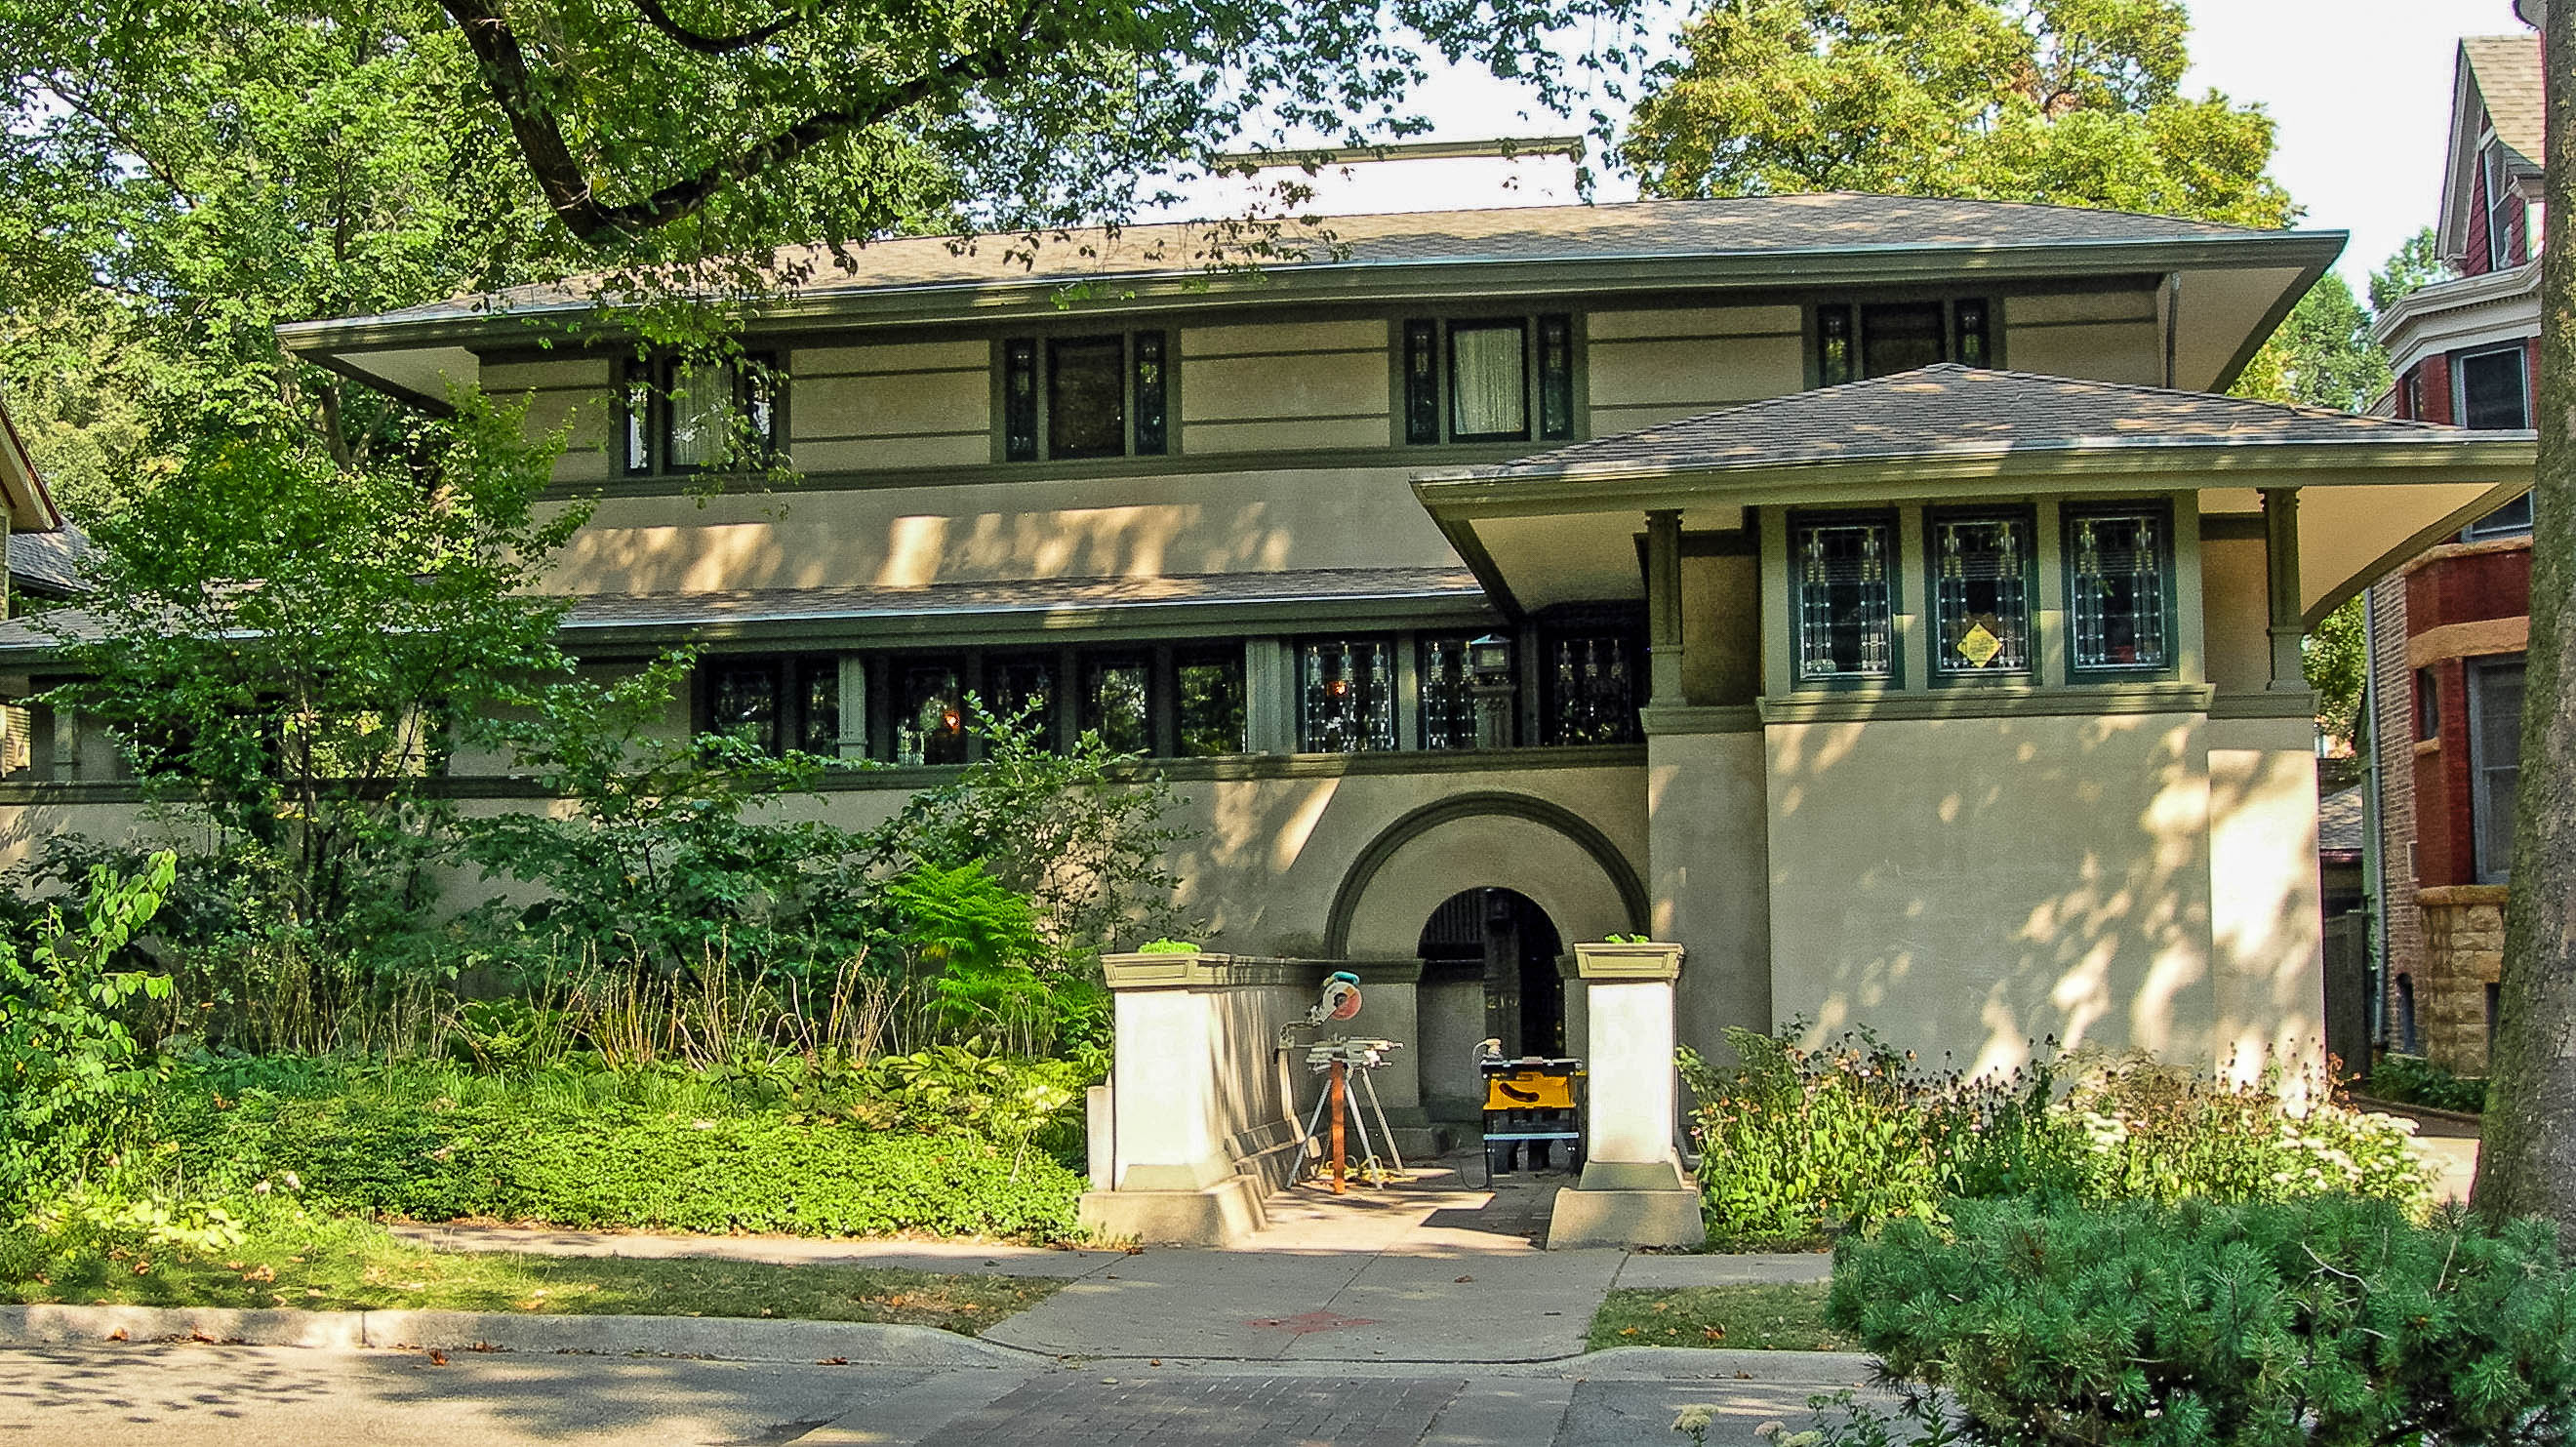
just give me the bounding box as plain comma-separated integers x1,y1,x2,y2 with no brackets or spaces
1277,971,1406,1190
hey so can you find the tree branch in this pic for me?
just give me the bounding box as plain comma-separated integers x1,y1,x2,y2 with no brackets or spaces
439,0,1047,241
626,0,798,57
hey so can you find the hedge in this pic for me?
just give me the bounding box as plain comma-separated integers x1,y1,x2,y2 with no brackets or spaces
181,1093,1084,1241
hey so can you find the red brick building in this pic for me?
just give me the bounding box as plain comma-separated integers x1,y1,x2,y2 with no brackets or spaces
2367,32,2542,1073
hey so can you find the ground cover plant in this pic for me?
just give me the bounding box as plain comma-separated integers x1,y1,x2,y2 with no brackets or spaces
1590,1282,1846,1352
1682,1027,2429,1247
2360,1054,2489,1114
1826,1195,2576,1445
0,1193,1061,1335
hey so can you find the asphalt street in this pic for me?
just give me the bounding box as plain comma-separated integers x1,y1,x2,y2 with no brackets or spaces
0,1342,1888,1446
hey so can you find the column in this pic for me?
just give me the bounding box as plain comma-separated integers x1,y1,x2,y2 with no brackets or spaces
1646,509,1685,706
2263,487,2307,692
1545,942,1706,1248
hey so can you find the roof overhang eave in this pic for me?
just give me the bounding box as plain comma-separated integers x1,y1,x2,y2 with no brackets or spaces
274,231,2350,358
1412,434,2539,519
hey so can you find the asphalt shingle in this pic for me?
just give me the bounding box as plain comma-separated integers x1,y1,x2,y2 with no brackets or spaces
2464,35,2546,166
1478,365,2489,479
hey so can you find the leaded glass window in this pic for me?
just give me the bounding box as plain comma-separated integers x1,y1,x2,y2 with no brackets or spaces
1449,321,1529,440
1419,635,1480,750
706,655,840,757
1793,517,1896,683
986,654,1058,746
1818,306,1855,385
1175,647,1246,756
896,661,966,765
622,353,781,473
1080,655,1151,754
1931,513,2033,676
1048,336,1126,459
706,661,780,752
795,659,841,754
2068,508,2170,672
1546,634,1639,744
1299,640,1395,752
1536,314,1575,440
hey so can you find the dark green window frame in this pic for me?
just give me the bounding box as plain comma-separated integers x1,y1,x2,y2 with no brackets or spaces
998,331,1171,462
619,351,785,476
696,653,840,756
1925,506,2038,684
1789,510,1903,690
2062,501,2179,678
1401,312,1577,446
1813,299,1994,385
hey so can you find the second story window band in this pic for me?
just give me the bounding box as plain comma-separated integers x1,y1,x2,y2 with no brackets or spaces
1001,332,1169,462
1300,639,1395,752
1403,313,1576,445
620,352,783,475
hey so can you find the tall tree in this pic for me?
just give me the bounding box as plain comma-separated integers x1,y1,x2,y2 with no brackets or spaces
2232,273,2393,413
1620,0,2291,228
2371,225,2455,313
2475,4,2576,1231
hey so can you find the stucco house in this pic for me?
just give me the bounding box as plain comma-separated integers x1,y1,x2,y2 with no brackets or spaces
0,192,2534,1158
2369,29,2545,1075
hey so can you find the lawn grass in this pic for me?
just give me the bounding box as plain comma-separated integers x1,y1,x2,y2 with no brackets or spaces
1,1213,1064,1336
1587,1282,1850,1352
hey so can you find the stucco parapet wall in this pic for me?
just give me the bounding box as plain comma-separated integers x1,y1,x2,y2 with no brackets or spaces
1099,952,1322,990
1756,681,2215,725
1639,705,1761,736
1573,942,1684,982
2418,885,2513,907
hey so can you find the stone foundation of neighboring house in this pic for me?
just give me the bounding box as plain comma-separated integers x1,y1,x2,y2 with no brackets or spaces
2409,885,2511,1074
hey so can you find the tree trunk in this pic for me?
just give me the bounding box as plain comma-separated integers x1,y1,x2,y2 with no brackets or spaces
2474,5,2576,1228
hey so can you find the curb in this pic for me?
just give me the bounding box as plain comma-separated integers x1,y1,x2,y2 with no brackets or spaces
1558,1347,1877,1383
0,1305,1026,1366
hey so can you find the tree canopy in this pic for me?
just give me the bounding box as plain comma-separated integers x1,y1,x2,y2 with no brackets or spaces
1620,0,2292,228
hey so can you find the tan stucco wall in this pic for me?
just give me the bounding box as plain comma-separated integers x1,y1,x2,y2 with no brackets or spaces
2206,717,2326,1077
1762,710,2218,1074
1679,552,1761,707
1585,305,1806,435
543,464,1459,594
2199,535,2273,695
1646,729,1772,1057
2004,291,2164,386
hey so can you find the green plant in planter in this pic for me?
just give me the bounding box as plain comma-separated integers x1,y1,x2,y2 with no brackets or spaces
1134,940,1201,954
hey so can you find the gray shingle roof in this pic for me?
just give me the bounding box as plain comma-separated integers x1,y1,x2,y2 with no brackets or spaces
2319,785,2366,858
0,566,1487,657
2464,35,2546,165
1479,365,2486,479
342,194,2299,326
8,527,91,598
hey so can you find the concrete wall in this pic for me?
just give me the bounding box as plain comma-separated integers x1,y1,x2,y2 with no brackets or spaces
1762,710,2219,1075
1646,729,1771,1058
2206,716,2326,1077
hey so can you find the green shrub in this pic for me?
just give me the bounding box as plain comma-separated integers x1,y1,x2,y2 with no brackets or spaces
181,1089,1084,1240
2361,1054,2488,1114
1682,1028,2428,1245
1829,1196,2576,1445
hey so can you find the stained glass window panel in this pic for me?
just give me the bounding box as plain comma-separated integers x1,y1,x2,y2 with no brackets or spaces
1793,519,1896,682
1419,635,1480,750
1081,655,1151,754
896,662,966,765
1175,648,1246,756
1931,514,2032,675
2069,510,2169,671
706,661,779,752
1049,336,1126,459
1547,635,1639,744
1299,640,1395,752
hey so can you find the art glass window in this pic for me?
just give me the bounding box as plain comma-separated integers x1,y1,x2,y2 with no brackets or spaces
1418,635,1481,750
1175,647,1246,756
1546,634,1639,744
1080,655,1152,754
1931,513,2033,676
896,661,967,765
1793,517,1896,683
986,654,1058,747
2068,508,2170,672
1299,640,1395,752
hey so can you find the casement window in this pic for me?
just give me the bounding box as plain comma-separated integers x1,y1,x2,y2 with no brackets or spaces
1542,625,1642,744
2470,655,2526,884
701,655,841,756
1173,646,1247,756
1298,638,1396,752
2487,141,2521,272
2065,505,2174,674
621,353,783,474
1791,513,1899,685
1079,653,1153,754
1418,634,1483,750
893,658,969,765
1816,299,1992,384
1929,510,2035,678
1000,332,1169,462
2455,344,2531,430
1402,314,1577,445
984,652,1059,740
2415,666,2441,742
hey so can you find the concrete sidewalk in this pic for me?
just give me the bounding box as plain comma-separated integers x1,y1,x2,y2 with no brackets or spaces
387,1157,1831,1366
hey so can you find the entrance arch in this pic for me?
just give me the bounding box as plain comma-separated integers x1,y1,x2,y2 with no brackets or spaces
1321,792,1646,960
1419,887,1566,1059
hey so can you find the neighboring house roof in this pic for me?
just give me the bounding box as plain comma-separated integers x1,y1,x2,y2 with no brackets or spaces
0,566,1493,659
2319,785,2367,863
2464,36,2546,164
7,527,91,598
1454,365,2486,483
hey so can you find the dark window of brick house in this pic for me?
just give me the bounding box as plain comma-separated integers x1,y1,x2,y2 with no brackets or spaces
2457,344,2530,430
2415,666,2440,741
2470,655,2526,884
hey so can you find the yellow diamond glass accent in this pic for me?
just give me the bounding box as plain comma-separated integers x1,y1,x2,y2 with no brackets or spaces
1956,622,2003,668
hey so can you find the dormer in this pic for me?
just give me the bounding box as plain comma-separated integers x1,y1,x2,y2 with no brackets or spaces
2439,36,2547,277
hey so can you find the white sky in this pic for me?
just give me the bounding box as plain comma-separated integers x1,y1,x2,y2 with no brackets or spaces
1158,0,2532,295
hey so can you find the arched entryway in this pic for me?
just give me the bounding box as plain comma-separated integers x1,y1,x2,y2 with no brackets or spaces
1418,887,1566,1059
